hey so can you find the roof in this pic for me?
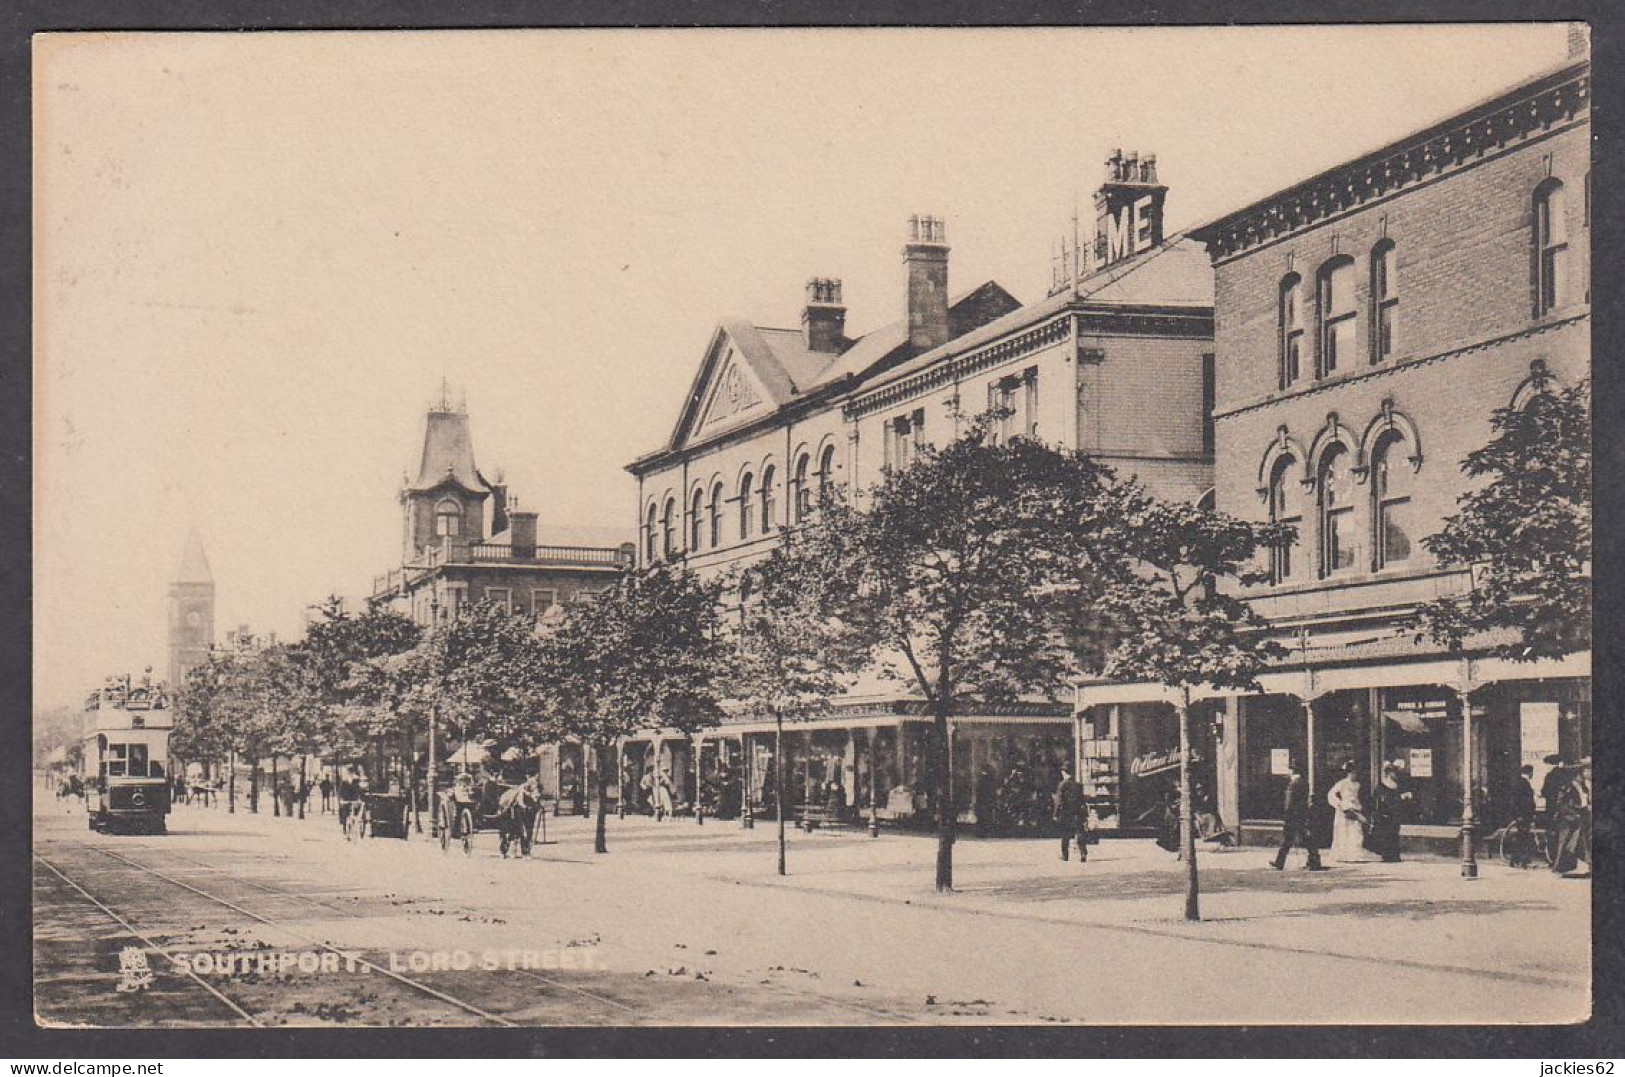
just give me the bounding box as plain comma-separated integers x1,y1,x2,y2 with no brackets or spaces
174,531,212,585
859,236,1212,394
408,407,490,496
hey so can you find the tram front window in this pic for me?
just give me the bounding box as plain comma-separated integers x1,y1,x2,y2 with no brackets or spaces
127,743,149,777
107,744,127,777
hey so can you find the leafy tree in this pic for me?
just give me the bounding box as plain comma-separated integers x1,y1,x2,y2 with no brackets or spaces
784,409,1124,892
543,564,732,854
1093,487,1291,921
1415,372,1591,662
730,537,871,875
437,600,554,755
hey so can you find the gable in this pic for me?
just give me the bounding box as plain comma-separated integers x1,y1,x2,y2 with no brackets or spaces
696,343,772,433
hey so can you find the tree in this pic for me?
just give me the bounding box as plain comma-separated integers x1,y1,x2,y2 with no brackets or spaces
784,410,1125,892
730,537,871,875
1415,372,1591,662
1093,487,1291,921
543,564,732,854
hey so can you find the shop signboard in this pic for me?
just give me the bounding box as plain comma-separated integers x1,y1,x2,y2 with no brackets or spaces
1270,748,1291,776
1408,747,1434,778
1129,747,1201,779
1520,701,1561,808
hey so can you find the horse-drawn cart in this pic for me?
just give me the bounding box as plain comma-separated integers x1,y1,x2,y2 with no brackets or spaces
436,777,544,857
363,791,413,839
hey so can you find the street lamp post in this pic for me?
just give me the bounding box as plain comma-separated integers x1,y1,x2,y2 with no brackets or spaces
427,595,439,838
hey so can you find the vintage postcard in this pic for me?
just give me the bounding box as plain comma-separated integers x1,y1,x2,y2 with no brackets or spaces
33,25,1592,1030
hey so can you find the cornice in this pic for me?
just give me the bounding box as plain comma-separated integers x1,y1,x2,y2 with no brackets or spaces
844,316,1073,420
1193,64,1589,265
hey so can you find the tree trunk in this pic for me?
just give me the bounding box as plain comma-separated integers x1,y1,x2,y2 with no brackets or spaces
272,755,281,817
298,756,307,820
594,743,610,854
228,750,236,814
933,709,955,892
249,760,260,814
403,726,418,833
1177,692,1200,922
775,713,786,876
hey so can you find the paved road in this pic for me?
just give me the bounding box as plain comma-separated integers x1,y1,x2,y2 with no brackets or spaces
34,795,1590,1026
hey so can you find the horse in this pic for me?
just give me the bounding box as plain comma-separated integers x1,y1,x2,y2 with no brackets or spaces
495,776,542,858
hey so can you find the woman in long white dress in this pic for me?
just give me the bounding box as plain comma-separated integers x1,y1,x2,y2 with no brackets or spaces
1326,762,1373,863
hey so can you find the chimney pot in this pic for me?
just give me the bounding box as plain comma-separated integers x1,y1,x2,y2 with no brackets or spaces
802,277,847,353
509,511,538,559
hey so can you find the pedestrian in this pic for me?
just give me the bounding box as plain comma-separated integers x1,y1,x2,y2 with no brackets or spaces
975,765,1001,837
1507,764,1538,868
653,768,674,821
1326,761,1372,863
824,775,846,822
319,775,333,814
1053,766,1089,863
1271,761,1327,871
1155,787,1182,855
1550,759,1591,877
1366,762,1412,863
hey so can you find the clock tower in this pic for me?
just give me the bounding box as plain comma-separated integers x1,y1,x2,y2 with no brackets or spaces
168,532,215,690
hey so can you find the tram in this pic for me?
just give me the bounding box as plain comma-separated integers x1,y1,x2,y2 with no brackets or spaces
82,673,173,834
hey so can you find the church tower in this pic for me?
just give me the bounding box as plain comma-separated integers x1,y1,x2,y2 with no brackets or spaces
168,531,215,689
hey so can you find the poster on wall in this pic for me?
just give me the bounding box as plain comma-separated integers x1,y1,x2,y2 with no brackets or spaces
1520,700,1561,807
1270,748,1291,775
1409,747,1434,778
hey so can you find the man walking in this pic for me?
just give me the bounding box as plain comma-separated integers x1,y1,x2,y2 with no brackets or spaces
1054,767,1089,863
1271,761,1326,871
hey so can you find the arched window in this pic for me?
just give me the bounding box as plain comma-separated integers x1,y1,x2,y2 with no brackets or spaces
709,483,723,547
644,503,658,563
689,489,704,552
817,444,837,498
1318,445,1356,577
435,499,462,538
1267,457,1301,583
661,498,676,560
792,453,812,523
1535,180,1568,316
1279,273,1304,388
1317,257,1356,377
760,465,777,534
1372,433,1414,569
1370,241,1397,363
738,472,754,540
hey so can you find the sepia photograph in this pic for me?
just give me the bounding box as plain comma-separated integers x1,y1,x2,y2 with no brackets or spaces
30,22,1593,1033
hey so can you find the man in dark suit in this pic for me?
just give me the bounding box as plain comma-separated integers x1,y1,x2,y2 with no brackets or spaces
1054,767,1089,863
1271,761,1326,871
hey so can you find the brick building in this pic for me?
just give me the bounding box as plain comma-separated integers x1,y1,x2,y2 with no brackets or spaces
625,155,1216,827
370,394,634,809
1078,54,1591,861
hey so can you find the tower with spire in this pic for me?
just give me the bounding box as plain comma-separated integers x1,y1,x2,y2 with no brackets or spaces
399,384,506,563
168,532,215,689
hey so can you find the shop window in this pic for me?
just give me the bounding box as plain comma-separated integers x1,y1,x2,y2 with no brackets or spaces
1316,257,1356,377
435,498,462,538
738,472,754,540
1267,456,1302,583
709,483,723,547
1534,179,1568,316
792,453,811,523
1369,241,1398,363
886,409,925,470
1378,688,1466,827
486,587,511,614
1318,444,1357,577
661,497,677,560
689,489,704,551
760,465,777,534
1278,273,1304,388
1371,432,1414,568
1240,697,1306,820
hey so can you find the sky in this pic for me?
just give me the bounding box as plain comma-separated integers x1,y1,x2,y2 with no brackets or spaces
33,24,1576,709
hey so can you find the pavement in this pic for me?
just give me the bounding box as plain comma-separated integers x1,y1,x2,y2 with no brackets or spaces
35,790,1591,1026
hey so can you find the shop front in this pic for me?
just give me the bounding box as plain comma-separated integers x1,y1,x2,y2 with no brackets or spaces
1078,700,1221,833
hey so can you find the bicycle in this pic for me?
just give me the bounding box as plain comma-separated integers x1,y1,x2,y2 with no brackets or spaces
339,799,366,842
1493,817,1555,868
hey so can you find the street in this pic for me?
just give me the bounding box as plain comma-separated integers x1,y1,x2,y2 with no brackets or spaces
34,793,1590,1027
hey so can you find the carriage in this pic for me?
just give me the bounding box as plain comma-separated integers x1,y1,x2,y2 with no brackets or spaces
81,674,172,835
436,776,545,857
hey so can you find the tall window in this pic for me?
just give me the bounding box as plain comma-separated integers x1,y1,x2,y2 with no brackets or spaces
486,587,512,615
990,368,1037,442
1535,180,1568,316
1268,456,1301,583
435,498,463,538
817,444,836,499
1317,257,1356,377
739,472,754,540
760,465,777,534
1201,353,1216,456
689,489,704,551
709,482,723,547
1319,445,1356,577
1279,274,1304,388
1370,241,1398,363
793,453,811,523
661,497,676,560
887,409,925,470
1372,433,1414,568
644,504,657,563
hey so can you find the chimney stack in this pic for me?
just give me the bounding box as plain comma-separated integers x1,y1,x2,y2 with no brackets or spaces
1094,149,1168,269
902,215,950,352
489,481,509,536
801,277,847,353
509,511,537,559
